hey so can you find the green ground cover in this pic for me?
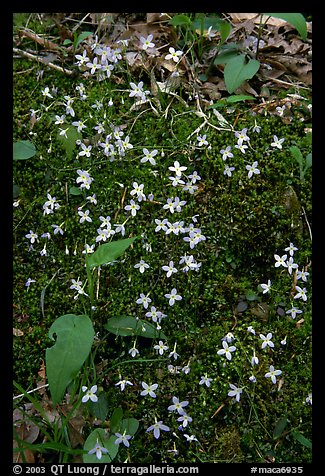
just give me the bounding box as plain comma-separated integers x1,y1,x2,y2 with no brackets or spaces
13,13,312,464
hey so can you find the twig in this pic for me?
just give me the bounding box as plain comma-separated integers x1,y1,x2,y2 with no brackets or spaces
13,47,74,76
13,384,49,400
302,206,312,241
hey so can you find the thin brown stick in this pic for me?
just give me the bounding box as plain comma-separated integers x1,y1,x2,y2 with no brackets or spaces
13,47,74,76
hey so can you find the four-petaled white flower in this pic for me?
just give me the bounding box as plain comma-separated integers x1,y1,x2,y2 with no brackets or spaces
228,383,243,402
114,432,132,447
78,209,92,223
87,439,109,460
168,161,187,177
199,374,212,387
285,242,298,256
274,254,288,268
162,261,178,277
260,280,272,294
271,135,285,149
136,293,152,309
246,161,260,178
286,307,303,319
115,379,133,391
294,286,308,301
164,288,182,306
177,413,192,427
168,396,189,415
260,332,274,349
154,340,169,355
165,47,183,62
265,365,282,384
147,420,170,439
141,148,158,165
125,199,140,217
134,259,150,273
217,340,236,360
140,382,158,398
140,34,155,50
82,385,98,403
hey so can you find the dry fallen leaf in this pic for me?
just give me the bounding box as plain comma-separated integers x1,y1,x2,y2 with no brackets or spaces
13,327,24,337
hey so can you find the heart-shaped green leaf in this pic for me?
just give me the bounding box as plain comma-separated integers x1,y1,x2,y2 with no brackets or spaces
46,314,94,405
13,140,36,160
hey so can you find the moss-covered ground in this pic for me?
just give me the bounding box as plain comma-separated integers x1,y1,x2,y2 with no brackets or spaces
13,14,312,465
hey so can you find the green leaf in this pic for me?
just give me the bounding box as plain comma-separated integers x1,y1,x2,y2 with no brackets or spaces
213,48,240,65
63,39,73,45
208,95,255,109
289,146,304,166
110,408,123,433
87,237,137,268
224,55,260,94
83,429,118,463
192,15,231,42
305,153,312,169
104,316,167,339
273,417,288,439
75,31,93,49
46,314,95,405
13,183,20,199
69,186,83,196
169,14,193,27
90,392,109,421
119,418,139,436
292,431,312,449
265,13,307,40
13,140,36,160
56,126,82,159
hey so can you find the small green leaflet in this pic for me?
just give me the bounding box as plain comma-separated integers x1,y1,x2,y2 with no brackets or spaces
292,431,312,449
104,316,167,339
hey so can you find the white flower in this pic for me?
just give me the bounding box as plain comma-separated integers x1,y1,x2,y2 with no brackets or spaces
140,34,155,50
199,375,212,387
228,384,243,402
136,293,152,309
146,420,170,439
164,288,182,306
294,286,308,301
217,340,236,360
265,365,282,384
134,259,150,273
81,385,98,403
260,279,272,294
260,333,274,349
274,254,288,268
162,261,178,277
168,161,187,177
114,432,132,447
154,340,169,355
271,135,285,149
87,440,109,460
115,379,133,391
246,161,260,178
165,47,183,62
125,199,140,217
140,382,158,398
